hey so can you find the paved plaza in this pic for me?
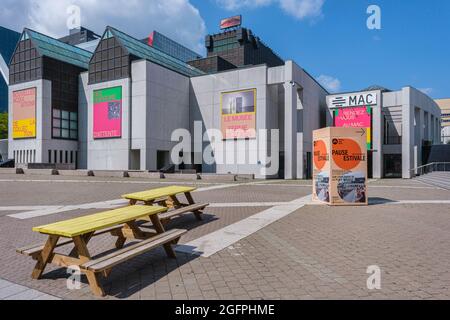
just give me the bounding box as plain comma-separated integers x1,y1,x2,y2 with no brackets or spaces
0,171,449,300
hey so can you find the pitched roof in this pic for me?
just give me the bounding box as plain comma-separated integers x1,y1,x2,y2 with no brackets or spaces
106,27,204,77
22,28,92,69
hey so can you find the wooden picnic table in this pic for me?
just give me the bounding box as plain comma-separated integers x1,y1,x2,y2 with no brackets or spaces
122,186,209,224
18,205,186,297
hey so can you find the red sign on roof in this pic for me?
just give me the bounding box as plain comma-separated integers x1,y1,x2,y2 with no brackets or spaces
220,15,242,29
147,31,155,47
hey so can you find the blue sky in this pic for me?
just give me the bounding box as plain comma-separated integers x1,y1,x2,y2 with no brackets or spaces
194,0,450,98
1,0,448,98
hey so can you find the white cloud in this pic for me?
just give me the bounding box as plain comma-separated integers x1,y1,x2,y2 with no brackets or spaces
216,0,273,11
279,0,324,20
0,0,206,53
317,75,341,93
216,0,325,20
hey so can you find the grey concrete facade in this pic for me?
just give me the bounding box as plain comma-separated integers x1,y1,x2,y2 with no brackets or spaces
80,59,191,171
8,80,78,167
82,77,131,170
327,87,441,179
190,61,327,179
190,65,271,178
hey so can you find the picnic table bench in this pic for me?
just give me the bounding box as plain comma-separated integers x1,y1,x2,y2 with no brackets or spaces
17,205,186,297
122,186,209,225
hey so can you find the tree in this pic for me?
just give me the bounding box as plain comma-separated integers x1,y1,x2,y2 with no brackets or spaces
0,113,8,139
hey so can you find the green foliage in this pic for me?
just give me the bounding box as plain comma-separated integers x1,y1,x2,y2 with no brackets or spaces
0,113,8,139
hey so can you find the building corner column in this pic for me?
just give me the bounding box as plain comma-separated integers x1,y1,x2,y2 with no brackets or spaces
402,88,414,179
372,92,383,179
284,81,298,180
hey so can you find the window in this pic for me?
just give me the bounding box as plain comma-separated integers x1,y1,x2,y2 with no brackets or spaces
52,108,78,140
88,37,130,84
384,117,402,145
9,39,42,85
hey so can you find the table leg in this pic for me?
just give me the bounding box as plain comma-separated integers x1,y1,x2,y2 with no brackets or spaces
163,243,177,259
85,272,105,297
69,232,94,257
129,199,138,206
185,192,203,221
115,235,127,249
31,235,59,280
149,214,166,234
73,235,105,297
169,195,182,208
72,236,91,263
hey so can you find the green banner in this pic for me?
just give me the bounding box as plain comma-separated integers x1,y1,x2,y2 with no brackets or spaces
94,86,122,104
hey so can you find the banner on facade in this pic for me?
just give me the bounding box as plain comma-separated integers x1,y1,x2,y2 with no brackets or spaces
13,88,36,139
221,89,256,140
334,106,372,150
93,86,122,139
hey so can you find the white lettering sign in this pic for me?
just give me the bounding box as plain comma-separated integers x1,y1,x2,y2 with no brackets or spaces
329,92,378,108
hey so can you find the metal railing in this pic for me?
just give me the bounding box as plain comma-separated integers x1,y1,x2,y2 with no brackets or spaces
411,162,450,177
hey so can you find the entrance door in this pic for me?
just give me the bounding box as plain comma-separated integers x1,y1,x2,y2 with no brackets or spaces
130,150,140,170
157,150,170,171
384,154,402,178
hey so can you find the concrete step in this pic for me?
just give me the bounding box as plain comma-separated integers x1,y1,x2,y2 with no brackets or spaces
415,173,450,190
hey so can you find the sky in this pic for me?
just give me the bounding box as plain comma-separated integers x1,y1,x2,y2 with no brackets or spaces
0,0,449,98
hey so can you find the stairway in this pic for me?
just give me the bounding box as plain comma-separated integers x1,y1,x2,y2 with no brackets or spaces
415,172,450,190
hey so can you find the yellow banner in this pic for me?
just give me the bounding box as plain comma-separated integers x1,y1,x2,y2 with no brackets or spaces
13,118,36,139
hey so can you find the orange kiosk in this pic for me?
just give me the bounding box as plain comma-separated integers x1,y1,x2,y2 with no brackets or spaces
313,127,368,206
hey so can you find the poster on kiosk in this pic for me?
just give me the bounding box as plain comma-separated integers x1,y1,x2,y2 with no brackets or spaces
313,127,368,206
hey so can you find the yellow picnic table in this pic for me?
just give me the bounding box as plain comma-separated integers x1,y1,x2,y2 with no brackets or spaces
18,205,187,297
122,186,209,224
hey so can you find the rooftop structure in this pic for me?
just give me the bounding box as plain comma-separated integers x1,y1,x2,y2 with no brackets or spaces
188,27,284,73
58,27,101,46
143,31,202,62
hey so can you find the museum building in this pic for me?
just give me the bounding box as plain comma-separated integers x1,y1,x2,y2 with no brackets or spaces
326,87,441,179
7,21,441,179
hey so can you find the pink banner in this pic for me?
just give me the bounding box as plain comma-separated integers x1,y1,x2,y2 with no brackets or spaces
93,101,122,139
335,107,371,128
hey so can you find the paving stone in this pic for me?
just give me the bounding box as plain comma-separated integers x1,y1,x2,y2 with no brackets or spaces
0,176,449,300
0,284,28,299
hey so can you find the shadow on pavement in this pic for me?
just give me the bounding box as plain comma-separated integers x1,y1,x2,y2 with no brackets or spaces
368,197,398,206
